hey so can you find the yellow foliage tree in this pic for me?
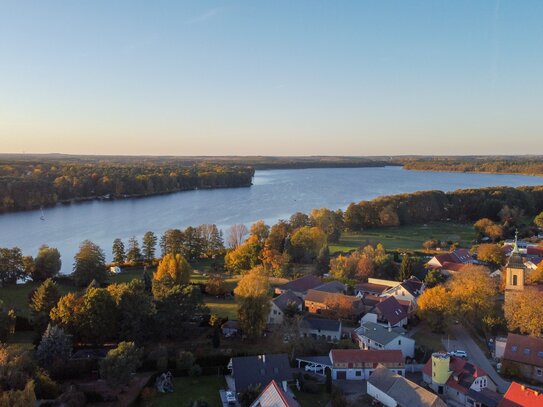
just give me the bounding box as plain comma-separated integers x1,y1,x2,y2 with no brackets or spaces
504,288,543,336
154,253,191,285
417,286,452,331
234,266,271,339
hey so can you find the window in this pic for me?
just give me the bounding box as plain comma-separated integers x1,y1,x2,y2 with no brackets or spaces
398,340,402,345
538,351,543,358
524,348,531,355
537,368,542,377
513,275,518,286
355,371,362,376
511,345,518,352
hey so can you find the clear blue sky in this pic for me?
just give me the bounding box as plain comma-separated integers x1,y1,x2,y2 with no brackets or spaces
1,1,542,155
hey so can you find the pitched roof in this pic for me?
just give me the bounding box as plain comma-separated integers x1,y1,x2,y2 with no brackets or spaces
231,354,293,392
272,290,303,312
313,280,346,294
399,277,424,297
441,262,468,272
278,275,321,293
222,320,240,330
369,365,446,407
375,296,407,325
433,249,473,266
250,379,300,407
422,356,489,395
330,349,403,365
503,333,543,368
356,321,407,346
506,252,527,269
467,388,503,407
300,316,341,332
498,382,543,407
305,289,360,306
527,246,543,257
356,282,390,295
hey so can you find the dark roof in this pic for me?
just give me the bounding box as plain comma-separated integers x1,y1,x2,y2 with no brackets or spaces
433,249,474,266
231,354,293,392
300,316,341,332
506,253,527,270
250,379,300,407
313,280,345,294
375,296,407,325
503,333,543,368
305,289,360,306
330,349,403,365
467,388,502,407
356,282,389,295
399,277,424,297
498,382,543,407
527,246,543,257
278,275,321,293
272,290,303,312
222,320,240,330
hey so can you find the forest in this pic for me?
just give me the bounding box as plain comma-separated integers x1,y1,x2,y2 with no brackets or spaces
0,157,254,213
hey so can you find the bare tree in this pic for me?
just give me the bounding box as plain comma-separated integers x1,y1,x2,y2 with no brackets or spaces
226,224,248,249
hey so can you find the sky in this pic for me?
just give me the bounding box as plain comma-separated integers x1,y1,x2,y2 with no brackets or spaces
1,0,542,156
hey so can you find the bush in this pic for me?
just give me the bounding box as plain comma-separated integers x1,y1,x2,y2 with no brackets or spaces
99,342,142,385
176,351,195,375
189,364,202,377
34,369,61,399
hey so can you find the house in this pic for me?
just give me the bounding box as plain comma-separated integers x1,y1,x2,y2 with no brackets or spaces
268,290,303,325
527,246,543,257
249,379,300,407
329,349,405,380
221,320,240,337
367,364,446,407
354,321,415,358
423,352,499,407
498,382,543,407
440,261,470,275
427,249,474,271
227,354,293,392
304,289,361,319
312,280,346,294
373,296,408,327
299,316,342,342
503,236,543,302
381,276,425,308
502,333,543,384
355,281,390,297
274,275,322,299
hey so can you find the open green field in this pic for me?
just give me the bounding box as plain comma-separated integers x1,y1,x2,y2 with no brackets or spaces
205,297,238,319
142,375,225,407
329,222,475,253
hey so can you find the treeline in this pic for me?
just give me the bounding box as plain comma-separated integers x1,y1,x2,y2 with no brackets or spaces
344,186,543,231
403,157,543,176
0,159,254,212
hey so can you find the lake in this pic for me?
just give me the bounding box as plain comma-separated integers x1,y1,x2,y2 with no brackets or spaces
0,166,541,273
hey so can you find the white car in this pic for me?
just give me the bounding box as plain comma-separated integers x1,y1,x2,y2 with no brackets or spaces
225,390,237,405
449,350,468,359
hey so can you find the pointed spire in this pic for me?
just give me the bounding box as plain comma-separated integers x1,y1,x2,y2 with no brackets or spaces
513,229,520,254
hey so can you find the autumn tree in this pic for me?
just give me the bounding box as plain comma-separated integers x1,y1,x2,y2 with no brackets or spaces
197,224,224,257
476,244,506,266
474,218,503,241
316,245,330,275
289,212,311,229
29,278,60,337
288,226,327,263
323,294,357,319
399,254,414,281
504,288,543,336
535,211,543,229
417,286,451,331
234,266,271,340
33,245,61,281
79,287,118,344
226,224,248,249
310,208,343,243
112,238,126,265
424,269,444,288
49,292,84,337
527,262,543,285
142,231,157,263
0,247,26,285
73,240,107,287
356,254,375,282
224,235,261,274
206,275,227,296
250,220,270,245
154,253,191,286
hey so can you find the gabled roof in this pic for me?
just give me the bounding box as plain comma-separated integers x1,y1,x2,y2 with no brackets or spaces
356,321,407,346
441,262,468,272
503,333,543,368
467,388,502,407
356,282,390,295
305,289,360,306
422,356,489,395
399,277,424,297
250,379,300,407
498,382,543,407
330,349,403,365
278,275,321,293
300,316,341,332
369,365,446,407
375,296,407,325
231,354,293,392
313,280,345,294
432,249,473,266
272,290,303,312
527,246,543,257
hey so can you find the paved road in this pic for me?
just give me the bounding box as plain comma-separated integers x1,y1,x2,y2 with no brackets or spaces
445,323,510,393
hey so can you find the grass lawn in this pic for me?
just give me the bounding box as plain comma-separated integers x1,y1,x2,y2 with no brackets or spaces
204,297,238,319
145,375,225,407
291,385,330,407
329,222,475,253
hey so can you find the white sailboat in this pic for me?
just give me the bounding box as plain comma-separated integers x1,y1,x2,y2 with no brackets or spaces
40,206,45,221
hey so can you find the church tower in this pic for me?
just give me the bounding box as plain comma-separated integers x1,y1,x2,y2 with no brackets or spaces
504,231,526,291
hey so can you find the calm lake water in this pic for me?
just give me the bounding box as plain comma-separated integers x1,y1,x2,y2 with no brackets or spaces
0,166,541,273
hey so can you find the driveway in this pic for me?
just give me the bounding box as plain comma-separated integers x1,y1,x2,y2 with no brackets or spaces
445,323,510,393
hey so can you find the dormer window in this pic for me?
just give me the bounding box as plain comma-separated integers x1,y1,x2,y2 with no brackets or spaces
524,348,531,355
511,345,518,352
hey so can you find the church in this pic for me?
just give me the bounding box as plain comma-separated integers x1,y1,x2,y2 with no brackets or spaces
504,233,543,299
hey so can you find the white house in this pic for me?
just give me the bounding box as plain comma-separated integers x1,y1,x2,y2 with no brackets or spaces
329,349,405,380
354,321,415,358
267,290,303,325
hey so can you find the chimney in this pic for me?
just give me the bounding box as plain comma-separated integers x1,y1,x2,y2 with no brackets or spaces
388,323,392,332
262,354,266,363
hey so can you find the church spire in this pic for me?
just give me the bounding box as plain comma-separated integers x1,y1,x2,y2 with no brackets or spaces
513,229,519,254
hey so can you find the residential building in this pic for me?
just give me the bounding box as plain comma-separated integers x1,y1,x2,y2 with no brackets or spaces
427,248,474,270
423,353,499,407
274,275,322,299
502,333,543,384
329,349,405,380
354,321,415,358
268,290,303,325
355,281,390,297
367,364,446,407
249,379,300,407
498,382,543,407
312,280,346,294
304,289,361,318
227,354,293,392
372,296,408,327
299,316,342,342
221,320,240,337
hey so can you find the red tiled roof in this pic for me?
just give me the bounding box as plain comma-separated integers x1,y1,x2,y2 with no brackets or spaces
375,296,407,325
527,246,543,257
330,349,403,365
498,382,543,407
250,380,300,407
422,356,488,395
503,333,543,369
442,262,468,272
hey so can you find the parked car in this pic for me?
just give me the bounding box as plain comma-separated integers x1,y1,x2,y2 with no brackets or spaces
305,364,323,373
226,390,237,405
449,350,468,359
